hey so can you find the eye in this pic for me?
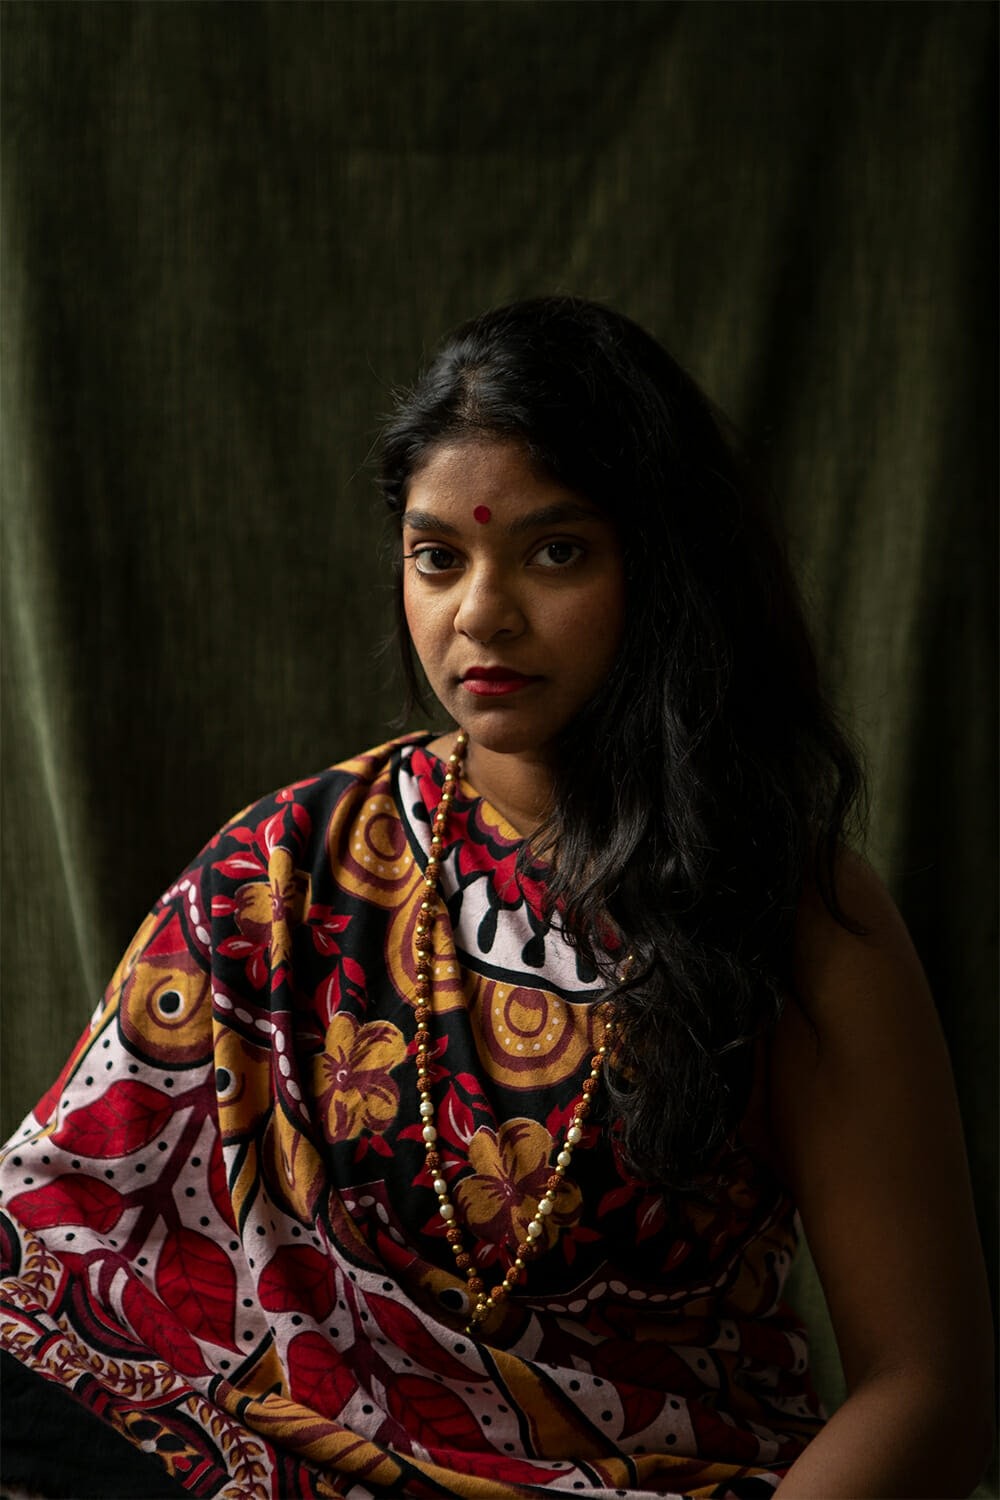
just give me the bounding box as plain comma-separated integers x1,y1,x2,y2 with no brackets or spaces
405,545,460,575
530,540,584,569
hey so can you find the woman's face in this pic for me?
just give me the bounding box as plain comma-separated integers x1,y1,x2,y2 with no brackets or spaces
402,438,626,761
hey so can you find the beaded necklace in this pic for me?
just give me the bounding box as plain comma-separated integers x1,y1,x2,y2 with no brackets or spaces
413,729,618,1336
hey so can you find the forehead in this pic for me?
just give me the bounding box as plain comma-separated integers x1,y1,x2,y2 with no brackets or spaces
403,438,603,523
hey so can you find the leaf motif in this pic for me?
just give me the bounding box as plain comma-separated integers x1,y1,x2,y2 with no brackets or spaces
155,1227,237,1346
8,1174,124,1233
121,1276,209,1377
257,1246,335,1322
663,1238,692,1273
286,1329,356,1417
596,1182,636,1217
592,1338,697,1396
228,826,259,846
262,812,286,855
213,854,267,879
319,970,342,1021
207,1135,237,1230
341,957,366,987
386,1374,486,1450
441,1089,475,1148
453,1072,490,1106
307,906,350,933
52,1081,174,1158
617,1380,668,1440
365,1295,480,1381
637,1195,667,1243
429,1445,571,1487
247,952,269,989
217,936,258,958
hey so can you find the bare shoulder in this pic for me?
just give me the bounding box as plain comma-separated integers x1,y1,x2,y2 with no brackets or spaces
766,848,955,1182
776,848,935,1069
763,847,993,1412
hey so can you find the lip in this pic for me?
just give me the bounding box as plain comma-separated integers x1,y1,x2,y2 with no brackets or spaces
461,666,541,697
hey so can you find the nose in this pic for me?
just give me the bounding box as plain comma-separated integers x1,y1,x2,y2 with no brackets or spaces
453,565,524,645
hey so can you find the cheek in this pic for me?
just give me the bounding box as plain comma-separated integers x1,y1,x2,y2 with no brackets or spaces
402,577,417,637
402,581,444,668
402,575,426,643
568,577,626,666
583,591,626,694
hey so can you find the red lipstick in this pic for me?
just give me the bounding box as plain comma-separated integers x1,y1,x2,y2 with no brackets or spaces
461,667,540,697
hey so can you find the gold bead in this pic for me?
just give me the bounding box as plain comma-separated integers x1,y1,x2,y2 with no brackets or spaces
406,727,611,1326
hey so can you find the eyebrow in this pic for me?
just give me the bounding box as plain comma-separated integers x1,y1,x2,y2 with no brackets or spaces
402,502,602,537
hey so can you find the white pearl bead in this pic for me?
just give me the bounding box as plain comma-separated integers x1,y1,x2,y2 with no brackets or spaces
410,734,612,1315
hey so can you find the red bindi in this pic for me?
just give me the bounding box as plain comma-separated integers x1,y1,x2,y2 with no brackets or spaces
472,505,492,524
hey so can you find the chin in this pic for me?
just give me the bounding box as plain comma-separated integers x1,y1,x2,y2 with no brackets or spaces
458,711,560,760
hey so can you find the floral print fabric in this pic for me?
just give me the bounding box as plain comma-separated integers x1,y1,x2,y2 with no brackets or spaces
0,735,823,1498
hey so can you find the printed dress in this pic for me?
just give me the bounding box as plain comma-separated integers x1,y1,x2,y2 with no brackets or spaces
0,735,824,1498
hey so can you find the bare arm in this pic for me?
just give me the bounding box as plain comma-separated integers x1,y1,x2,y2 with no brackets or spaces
770,856,994,1498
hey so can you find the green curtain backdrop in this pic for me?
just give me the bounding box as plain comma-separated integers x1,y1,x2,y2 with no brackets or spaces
2,0,995,1465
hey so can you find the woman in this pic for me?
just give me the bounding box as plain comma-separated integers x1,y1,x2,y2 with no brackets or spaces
0,297,992,1498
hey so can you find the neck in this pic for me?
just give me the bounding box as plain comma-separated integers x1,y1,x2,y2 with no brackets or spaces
467,744,555,837
429,733,553,837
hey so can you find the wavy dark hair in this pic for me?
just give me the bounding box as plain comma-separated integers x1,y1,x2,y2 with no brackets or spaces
378,295,865,1186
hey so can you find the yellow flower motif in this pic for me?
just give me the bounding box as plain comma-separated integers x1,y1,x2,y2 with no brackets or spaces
233,849,309,967
313,1013,407,1142
454,1118,581,1251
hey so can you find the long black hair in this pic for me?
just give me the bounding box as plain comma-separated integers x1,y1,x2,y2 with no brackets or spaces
378,295,865,1186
